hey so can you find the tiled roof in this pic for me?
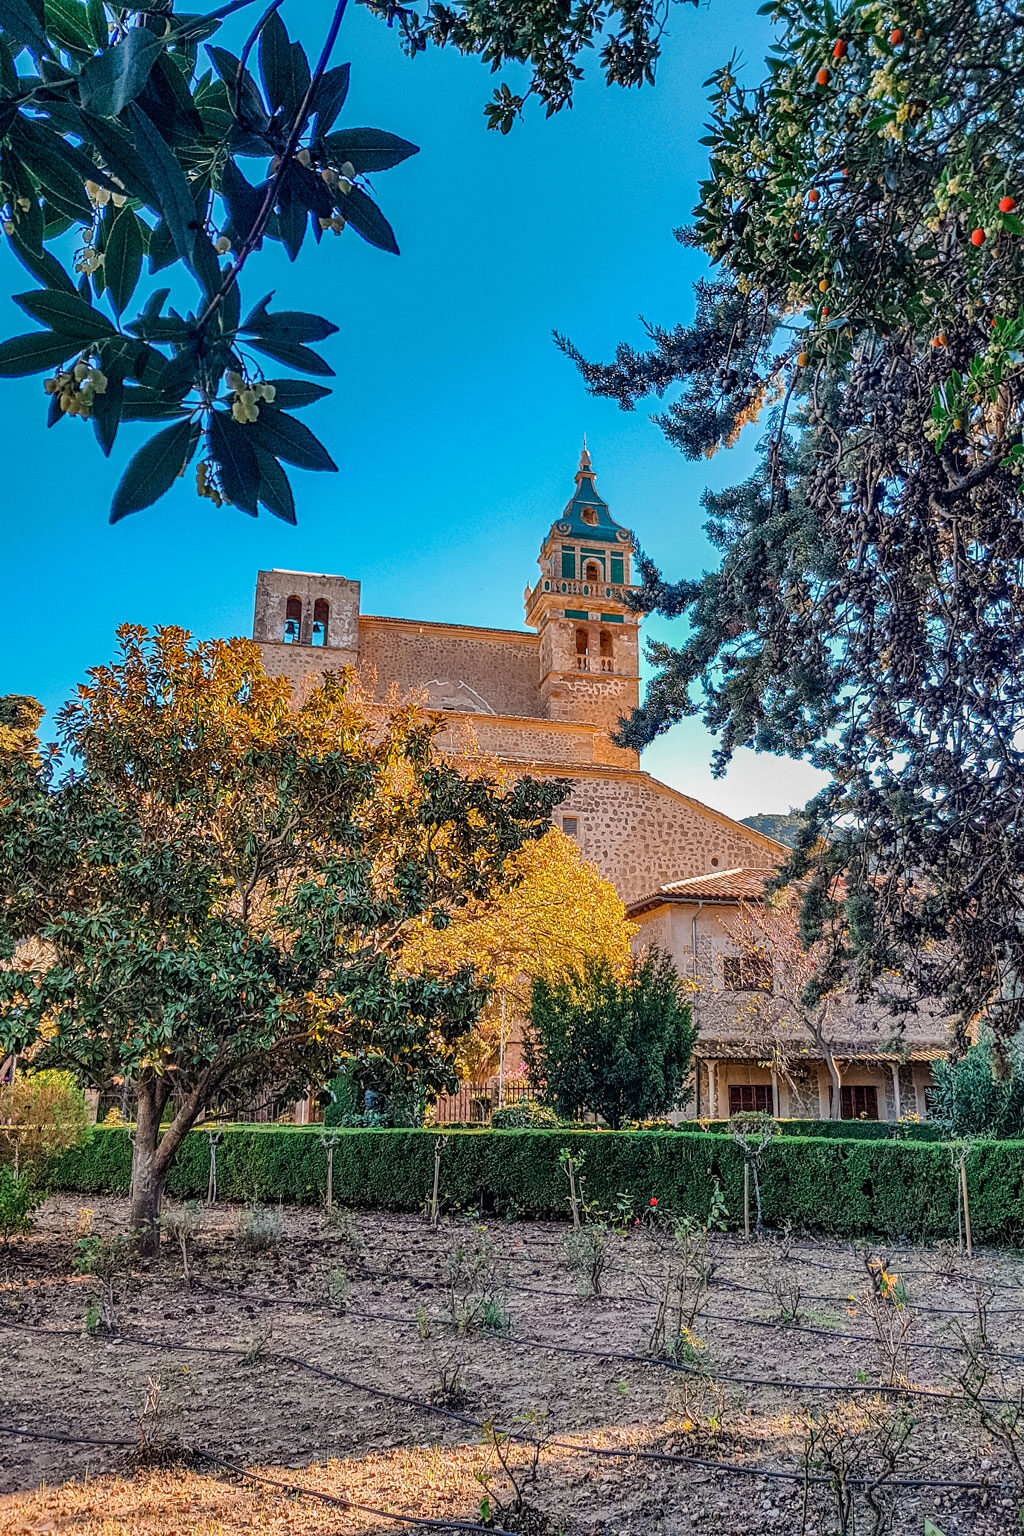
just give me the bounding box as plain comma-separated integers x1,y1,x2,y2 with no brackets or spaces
628,866,778,913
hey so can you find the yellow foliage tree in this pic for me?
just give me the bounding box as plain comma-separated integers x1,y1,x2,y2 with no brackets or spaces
404,829,634,1083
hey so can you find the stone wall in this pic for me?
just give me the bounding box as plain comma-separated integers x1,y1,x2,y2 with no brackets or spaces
357,617,542,719
259,640,358,691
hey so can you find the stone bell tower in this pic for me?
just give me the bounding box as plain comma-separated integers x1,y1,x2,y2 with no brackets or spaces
524,444,641,756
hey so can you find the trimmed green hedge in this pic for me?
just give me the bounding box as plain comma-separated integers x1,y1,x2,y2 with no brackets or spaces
691,1118,951,1143
47,1123,1024,1245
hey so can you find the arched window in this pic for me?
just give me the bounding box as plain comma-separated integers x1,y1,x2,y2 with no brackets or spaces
575,627,589,671
599,629,613,672
312,598,329,648
284,596,302,644
583,560,601,582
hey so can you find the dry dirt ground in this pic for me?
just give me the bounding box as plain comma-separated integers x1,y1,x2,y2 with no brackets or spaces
1,1196,1024,1535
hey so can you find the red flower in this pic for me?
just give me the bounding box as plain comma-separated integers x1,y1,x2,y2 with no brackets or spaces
650,1197,658,1207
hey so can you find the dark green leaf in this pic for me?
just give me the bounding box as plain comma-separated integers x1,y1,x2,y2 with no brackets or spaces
144,51,205,138
14,288,116,343
148,218,176,273
254,445,295,522
311,63,350,137
253,403,336,470
85,0,105,49
323,128,418,174
260,377,330,409
104,206,144,315
79,26,164,115
82,112,160,208
207,44,269,130
43,0,93,56
340,185,400,255
274,174,306,262
244,335,333,375
156,348,195,400
125,103,197,265
10,116,93,219
120,390,190,420
258,9,309,120
91,361,123,455
1,0,50,56
209,407,259,514
239,307,337,343
109,415,197,521
219,157,266,247
5,225,77,293
0,331,74,375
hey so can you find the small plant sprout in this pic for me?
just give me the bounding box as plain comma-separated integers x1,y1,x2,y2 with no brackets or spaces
475,1410,552,1532
327,1264,350,1311
443,1230,510,1333
561,1221,614,1298
236,1204,284,1254
162,1203,201,1288
862,1256,914,1390
74,1231,133,1334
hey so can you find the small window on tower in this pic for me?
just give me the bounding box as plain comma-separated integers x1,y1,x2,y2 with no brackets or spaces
583,561,601,582
311,598,329,648
561,548,576,579
562,817,579,837
581,507,598,525
284,596,302,644
610,555,624,585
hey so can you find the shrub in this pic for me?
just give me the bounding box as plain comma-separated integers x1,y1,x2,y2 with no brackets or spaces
690,1118,950,1143
0,1165,38,1243
0,1070,91,1182
491,1100,562,1129
527,950,696,1127
46,1121,1024,1246
236,1204,283,1253
930,1039,1024,1137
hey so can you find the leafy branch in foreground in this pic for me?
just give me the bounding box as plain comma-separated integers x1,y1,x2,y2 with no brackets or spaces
563,0,1024,1056
0,0,418,522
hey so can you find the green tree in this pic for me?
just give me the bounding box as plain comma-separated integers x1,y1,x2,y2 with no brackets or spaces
526,950,695,1128
0,626,562,1249
563,0,1024,1057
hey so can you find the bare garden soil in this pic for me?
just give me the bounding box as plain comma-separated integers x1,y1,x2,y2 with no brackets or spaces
1,1196,1024,1534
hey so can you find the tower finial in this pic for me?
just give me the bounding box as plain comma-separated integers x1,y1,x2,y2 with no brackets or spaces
578,435,592,473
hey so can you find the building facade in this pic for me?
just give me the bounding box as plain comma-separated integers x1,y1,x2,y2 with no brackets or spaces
252,448,948,1121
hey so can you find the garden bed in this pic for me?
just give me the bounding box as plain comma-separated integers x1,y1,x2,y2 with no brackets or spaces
1,1195,1023,1533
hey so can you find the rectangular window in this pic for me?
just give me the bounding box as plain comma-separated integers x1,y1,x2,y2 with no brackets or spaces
561,549,576,579
729,1084,773,1115
610,556,624,584
562,817,579,837
564,609,589,620
840,1085,879,1121
722,953,773,991
599,613,624,623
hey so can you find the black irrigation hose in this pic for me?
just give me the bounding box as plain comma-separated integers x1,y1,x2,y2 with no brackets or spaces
190,1274,1024,1367
0,1349,1010,1497
2,1312,1021,1477
0,1423,518,1535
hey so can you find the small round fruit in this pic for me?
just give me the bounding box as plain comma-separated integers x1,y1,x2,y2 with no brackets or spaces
797,351,809,366
816,67,830,85
890,26,903,43
1000,196,1016,213
971,227,985,246
818,278,829,292
821,306,830,317
808,188,821,204
833,37,848,57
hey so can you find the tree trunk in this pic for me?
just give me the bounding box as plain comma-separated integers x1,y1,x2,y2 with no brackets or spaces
823,1048,843,1121
129,1087,165,1257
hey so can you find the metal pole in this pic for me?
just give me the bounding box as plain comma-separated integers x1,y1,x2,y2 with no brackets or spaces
497,991,506,1109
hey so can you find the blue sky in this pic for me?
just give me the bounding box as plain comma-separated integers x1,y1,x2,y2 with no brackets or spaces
0,0,827,820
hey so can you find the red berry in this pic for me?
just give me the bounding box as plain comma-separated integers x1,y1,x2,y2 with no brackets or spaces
808,188,821,204
1000,196,1016,213
650,1197,658,1206
890,26,903,43
971,227,985,246
832,38,848,57
821,306,830,317
816,67,830,85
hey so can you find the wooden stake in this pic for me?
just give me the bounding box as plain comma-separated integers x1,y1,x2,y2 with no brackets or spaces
960,1162,973,1259
431,1137,443,1228
743,1163,751,1241
326,1144,334,1213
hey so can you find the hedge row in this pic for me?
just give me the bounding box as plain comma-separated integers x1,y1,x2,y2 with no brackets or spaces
47,1124,1024,1245
691,1118,951,1143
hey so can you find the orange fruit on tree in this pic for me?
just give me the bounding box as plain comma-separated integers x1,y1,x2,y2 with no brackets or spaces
833,38,848,57
818,278,829,291
890,26,903,43
797,352,809,366
816,67,830,85
999,196,1016,213
971,227,985,246
808,188,820,204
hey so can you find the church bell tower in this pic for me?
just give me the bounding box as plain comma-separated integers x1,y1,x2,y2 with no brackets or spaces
524,445,641,755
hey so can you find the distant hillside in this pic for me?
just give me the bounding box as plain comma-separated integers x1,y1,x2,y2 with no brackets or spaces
741,808,805,848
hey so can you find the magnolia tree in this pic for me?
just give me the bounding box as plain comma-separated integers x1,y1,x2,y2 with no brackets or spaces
0,628,562,1249
564,0,1024,1062
404,826,635,1083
